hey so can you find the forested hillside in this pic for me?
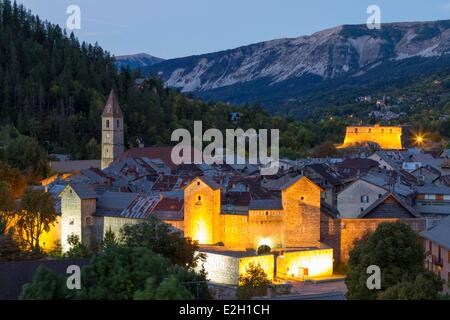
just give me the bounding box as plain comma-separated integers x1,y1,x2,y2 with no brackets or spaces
0,0,349,170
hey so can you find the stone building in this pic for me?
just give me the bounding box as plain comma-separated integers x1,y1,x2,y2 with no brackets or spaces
339,125,409,150
337,179,388,218
59,183,183,252
184,175,335,283
184,175,324,249
421,216,450,294
101,90,124,169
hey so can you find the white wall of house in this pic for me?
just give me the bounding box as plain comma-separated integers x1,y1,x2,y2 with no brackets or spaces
337,180,387,218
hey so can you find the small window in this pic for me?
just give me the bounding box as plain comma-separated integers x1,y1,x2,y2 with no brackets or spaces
197,181,200,186
117,119,120,128
85,216,93,226
300,196,304,201
378,194,383,199
361,195,369,203
198,196,202,201
106,120,110,128
368,128,372,133
361,207,365,212
425,194,436,200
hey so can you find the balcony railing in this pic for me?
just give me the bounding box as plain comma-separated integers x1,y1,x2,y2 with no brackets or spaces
431,255,444,267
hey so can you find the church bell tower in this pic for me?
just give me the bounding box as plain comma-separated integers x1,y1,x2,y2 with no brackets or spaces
101,89,124,169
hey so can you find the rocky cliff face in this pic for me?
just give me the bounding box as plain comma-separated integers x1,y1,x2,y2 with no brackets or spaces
143,20,450,108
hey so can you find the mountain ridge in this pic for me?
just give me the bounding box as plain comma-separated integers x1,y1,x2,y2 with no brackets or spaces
115,53,164,70
142,19,450,112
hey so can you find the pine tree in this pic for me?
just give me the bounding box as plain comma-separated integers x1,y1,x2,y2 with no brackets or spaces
20,265,68,300
101,227,118,251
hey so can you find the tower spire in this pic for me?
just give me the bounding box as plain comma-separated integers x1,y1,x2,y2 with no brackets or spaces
102,89,123,118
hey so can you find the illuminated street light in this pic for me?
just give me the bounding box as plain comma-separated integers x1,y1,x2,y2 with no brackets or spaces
414,133,425,146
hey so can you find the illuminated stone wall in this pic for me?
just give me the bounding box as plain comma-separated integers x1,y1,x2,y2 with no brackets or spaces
276,248,333,279
184,178,222,244
184,176,323,250
197,251,275,285
39,216,61,251
338,218,426,263
103,216,140,238
221,214,250,248
220,210,284,249
8,215,61,252
339,125,404,150
282,177,322,247
197,252,240,285
320,212,341,264
239,255,275,281
102,216,183,242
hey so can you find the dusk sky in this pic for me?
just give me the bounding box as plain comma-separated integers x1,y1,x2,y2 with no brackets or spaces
17,0,450,58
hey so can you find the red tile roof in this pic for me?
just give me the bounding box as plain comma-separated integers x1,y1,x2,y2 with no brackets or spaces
151,197,184,221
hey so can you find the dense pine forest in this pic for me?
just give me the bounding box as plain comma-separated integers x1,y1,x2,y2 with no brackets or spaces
0,0,349,172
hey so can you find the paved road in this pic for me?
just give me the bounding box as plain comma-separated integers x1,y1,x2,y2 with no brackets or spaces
260,279,348,300
263,292,347,300
290,279,347,296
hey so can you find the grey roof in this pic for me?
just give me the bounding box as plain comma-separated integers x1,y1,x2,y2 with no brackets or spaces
66,183,98,199
440,149,450,158
48,184,66,214
49,160,101,174
304,164,344,186
198,176,222,190
321,201,340,219
416,186,450,195
361,173,414,197
358,192,420,218
374,151,401,169
96,191,161,219
415,205,450,216
249,199,283,210
420,216,450,249
120,195,160,219
279,175,303,190
79,168,108,184
97,191,138,210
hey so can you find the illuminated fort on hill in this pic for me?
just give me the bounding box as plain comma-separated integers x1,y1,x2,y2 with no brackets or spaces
339,125,410,150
